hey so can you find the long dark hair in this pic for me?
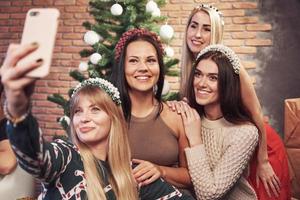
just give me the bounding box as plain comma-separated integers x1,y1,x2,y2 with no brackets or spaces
186,51,253,124
110,34,165,122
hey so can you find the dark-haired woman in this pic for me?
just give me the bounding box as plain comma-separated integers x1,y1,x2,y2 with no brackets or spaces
110,28,192,192
178,44,259,199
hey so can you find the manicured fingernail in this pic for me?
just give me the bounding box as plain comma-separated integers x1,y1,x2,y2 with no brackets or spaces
36,58,43,63
31,42,39,47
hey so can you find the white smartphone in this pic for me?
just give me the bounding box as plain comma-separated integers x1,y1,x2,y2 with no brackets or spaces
19,8,60,78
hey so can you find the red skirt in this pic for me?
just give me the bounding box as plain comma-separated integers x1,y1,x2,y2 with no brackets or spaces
248,123,291,200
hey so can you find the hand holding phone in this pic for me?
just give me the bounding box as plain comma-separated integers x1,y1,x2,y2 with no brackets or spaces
19,8,60,78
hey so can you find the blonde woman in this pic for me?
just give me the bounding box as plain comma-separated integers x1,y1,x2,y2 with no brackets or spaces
180,4,223,97
0,43,195,200
175,4,290,199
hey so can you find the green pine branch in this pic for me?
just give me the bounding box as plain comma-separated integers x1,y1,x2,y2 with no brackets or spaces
47,94,70,116
162,91,180,101
47,0,182,133
164,58,179,68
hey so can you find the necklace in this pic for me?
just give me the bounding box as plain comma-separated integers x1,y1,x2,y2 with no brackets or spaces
97,160,113,193
98,160,107,181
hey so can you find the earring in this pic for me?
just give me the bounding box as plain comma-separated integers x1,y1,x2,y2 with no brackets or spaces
153,84,158,94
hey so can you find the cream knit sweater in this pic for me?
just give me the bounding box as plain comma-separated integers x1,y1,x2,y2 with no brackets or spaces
185,117,259,200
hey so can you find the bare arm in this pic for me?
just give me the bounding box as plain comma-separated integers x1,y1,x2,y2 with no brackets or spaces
239,66,280,197
0,43,36,177
132,104,192,188
239,66,267,161
0,139,17,175
159,111,192,188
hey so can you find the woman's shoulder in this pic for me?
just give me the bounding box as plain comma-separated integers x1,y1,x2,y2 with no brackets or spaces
160,102,184,137
227,122,259,143
225,120,257,131
52,138,80,153
238,122,258,133
161,102,181,117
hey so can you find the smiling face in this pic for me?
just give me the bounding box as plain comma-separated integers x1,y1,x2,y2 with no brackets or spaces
187,10,211,56
193,58,220,113
72,97,111,148
125,40,160,94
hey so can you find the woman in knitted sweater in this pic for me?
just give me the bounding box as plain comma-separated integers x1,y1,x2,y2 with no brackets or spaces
177,5,290,199
177,44,259,199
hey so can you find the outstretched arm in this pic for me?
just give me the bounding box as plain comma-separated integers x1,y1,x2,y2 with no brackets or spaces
239,66,280,197
1,43,77,184
239,67,267,158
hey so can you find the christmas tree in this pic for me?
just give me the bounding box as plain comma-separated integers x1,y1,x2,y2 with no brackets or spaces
48,0,179,132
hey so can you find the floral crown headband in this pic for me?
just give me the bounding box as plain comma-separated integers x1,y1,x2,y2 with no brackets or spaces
196,44,241,74
114,28,164,62
72,77,121,105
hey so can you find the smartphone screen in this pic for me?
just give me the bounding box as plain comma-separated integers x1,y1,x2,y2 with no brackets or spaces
19,8,60,78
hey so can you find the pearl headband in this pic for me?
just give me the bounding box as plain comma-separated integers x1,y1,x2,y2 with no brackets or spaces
196,44,241,74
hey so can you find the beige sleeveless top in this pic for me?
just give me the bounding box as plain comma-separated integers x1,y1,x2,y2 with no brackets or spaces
129,104,179,166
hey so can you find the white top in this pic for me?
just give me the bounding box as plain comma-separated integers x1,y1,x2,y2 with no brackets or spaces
0,164,36,199
185,117,259,200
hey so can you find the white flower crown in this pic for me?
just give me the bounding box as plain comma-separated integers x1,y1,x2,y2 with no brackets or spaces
196,44,241,74
72,77,121,105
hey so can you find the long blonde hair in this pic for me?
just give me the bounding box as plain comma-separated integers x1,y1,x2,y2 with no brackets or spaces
70,86,138,200
180,5,224,97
